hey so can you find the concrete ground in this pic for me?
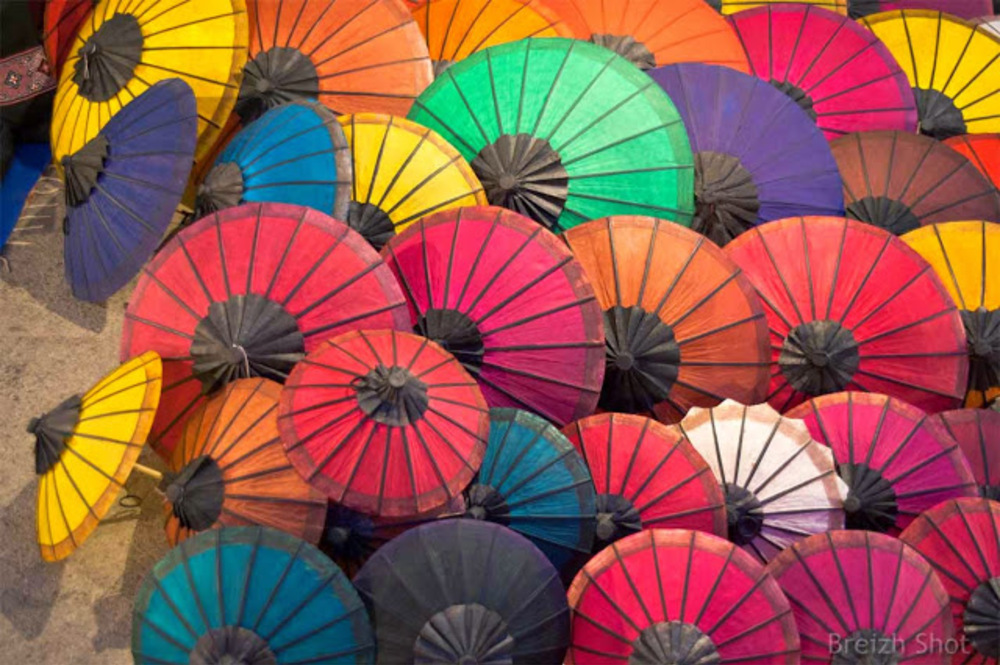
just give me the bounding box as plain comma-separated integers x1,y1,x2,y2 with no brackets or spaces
0,176,168,663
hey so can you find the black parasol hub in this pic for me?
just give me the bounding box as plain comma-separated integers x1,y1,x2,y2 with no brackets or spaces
73,13,143,103
166,455,224,532
235,47,320,123
593,493,642,549
601,305,680,413
770,80,818,122
414,604,515,665
190,625,277,665
195,162,245,218
321,505,376,564
62,133,110,209
964,576,1000,660
692,151,761,246
29,394,83,475
724,483,765,546
415,309,486,377
471,133,569,230
463,483,512,525
354,363,430,426
913,88,966,141
779,320,860,396
590,34,655,70
961,307,1000,393
845,197,921,235
839,462,899,533
630,621,721,665
846,0,882,18
190,294,306,394
347,201,396,250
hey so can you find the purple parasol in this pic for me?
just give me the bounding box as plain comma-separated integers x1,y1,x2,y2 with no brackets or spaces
649,63,844,246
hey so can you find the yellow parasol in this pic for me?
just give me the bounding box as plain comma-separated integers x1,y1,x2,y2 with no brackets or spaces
860,10,1000,139
50,0,249,169
32,352,163,562
902,221,1000,408
338,113,487,249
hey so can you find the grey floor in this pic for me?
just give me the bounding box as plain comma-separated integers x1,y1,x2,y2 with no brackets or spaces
0,178,168,663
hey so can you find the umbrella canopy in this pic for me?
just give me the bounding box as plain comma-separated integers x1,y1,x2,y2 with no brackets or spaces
710,0,847,15
319,500,460,577
33,351,161,562
650,63,844,245
382,206,605,426
946,134,1000,189
42,0,91,78
900,498,1000,664
787,392,979,534
406,38,695,232
354,519,570,664
537,0,750,72
561,412,727,553
62,78,196,302
194,101,350,220
50,0,248,166
413,0,572,76
766,530,953,663
278,329,489,516
902,221,1000,407
931,409,1000,500
562,216,770,422
725,216,970,413
678,400,848,563
132,526,375,665
566,529,799,664
831,131,1000,234
163,378,326,546
462,408,595,579
237,0,431,123
728,5,918,139
860,10,1000,139
121,202,409,457
850,0,994,18
339,113,486,250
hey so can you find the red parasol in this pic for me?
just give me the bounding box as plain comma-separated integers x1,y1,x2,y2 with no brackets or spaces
381,206,605,427
566,529,799,664
766,530,954,663
121,202,409,458
42,0,92,78
561,413,727,553
787,392,978,535
278,329,489,517
932,409,1000,501
725,216,969,414
946,134,1000,190
900,498,1000,664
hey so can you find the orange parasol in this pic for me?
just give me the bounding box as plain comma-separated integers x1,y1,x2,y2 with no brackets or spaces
538,0,750,72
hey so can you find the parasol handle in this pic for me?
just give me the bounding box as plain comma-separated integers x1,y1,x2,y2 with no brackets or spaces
131,463,163,481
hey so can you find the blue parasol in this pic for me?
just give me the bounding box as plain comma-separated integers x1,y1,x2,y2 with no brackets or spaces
132,526,375,664
195,101,351,220
62,78,196,302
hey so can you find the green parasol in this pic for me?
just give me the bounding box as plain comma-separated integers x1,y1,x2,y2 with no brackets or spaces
406,38,694,231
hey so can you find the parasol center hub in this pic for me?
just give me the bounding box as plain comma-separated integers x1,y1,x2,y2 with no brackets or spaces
190,626,276,665
630,621,720,665
414,604,515,665
236,47,321,123
779,320,859,397
30,394,82,476
913,88,966,140
845,196,921,235
593,493,642,549
415,308,486,376
463,484,511,526
840,462,898,533
346,201,395,250
589,34,655,71
471,133,569,231
195,162,246,218
72,13,144,103
769,80,818,123
961,307,1000,392
354,364,430,426
191,293,305,394
167,455,224,532
964,576,1000,659
692,151,761,246
600,305,680,413
724,483,764,546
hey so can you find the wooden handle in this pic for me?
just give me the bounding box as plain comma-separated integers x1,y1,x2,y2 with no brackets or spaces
131,462,163,481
